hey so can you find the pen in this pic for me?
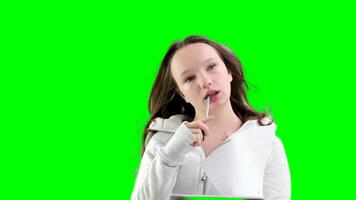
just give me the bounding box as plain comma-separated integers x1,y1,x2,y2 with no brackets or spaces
203,96,210,141
205,96,210,118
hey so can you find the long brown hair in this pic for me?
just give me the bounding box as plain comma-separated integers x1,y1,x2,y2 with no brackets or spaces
141,35,273,155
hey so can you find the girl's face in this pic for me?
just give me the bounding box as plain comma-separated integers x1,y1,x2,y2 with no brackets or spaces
171,43,233,116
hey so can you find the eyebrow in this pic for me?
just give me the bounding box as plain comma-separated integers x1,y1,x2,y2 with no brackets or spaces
179,58,217,78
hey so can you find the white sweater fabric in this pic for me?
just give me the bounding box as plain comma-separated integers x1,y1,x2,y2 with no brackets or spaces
131,114,291,200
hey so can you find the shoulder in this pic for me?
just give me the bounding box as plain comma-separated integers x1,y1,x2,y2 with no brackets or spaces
263,136,291,198
272,136,284,147
266,135,288,167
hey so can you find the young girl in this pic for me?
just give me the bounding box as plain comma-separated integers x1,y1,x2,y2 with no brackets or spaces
131,36,291,200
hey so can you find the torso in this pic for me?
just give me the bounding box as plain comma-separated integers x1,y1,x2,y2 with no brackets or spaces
201,131,230,156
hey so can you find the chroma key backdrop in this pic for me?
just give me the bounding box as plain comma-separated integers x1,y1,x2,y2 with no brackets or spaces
2,1,355,199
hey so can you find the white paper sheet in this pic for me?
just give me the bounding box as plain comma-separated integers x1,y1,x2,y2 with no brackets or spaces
200,122,276,198
170,193,265,199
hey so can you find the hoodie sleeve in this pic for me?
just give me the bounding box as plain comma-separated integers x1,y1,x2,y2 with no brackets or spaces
131,122,196,200
263,136,291,200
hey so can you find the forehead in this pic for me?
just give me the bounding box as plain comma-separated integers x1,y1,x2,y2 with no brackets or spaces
171,43,220,72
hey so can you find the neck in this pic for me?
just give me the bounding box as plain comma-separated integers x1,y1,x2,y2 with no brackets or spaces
194,101,242,136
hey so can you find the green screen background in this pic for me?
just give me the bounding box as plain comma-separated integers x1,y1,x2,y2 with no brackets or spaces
2,1,355,199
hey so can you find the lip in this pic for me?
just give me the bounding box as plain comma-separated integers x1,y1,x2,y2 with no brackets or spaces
204,90,219,100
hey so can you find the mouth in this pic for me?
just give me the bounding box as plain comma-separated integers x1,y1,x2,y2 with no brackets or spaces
204,90,219,100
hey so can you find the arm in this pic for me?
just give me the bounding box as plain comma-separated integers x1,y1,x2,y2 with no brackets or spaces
131,123,196,200
263,136,291,200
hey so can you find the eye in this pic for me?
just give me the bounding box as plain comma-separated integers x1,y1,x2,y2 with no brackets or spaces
184,75,195,83
207,63,216,70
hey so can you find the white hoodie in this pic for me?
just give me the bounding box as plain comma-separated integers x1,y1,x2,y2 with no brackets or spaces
131,114,291,200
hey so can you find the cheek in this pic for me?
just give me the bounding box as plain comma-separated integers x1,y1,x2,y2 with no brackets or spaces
181,84,200,101
181,81,200,92
181,84,191,92
214,75,231,94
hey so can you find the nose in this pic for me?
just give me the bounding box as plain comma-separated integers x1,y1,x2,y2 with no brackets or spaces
199,74,212,89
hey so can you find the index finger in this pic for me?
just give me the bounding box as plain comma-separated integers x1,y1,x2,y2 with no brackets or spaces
200,116,215,123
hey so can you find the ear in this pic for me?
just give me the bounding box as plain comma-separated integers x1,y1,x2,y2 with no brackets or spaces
176,88,189,103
